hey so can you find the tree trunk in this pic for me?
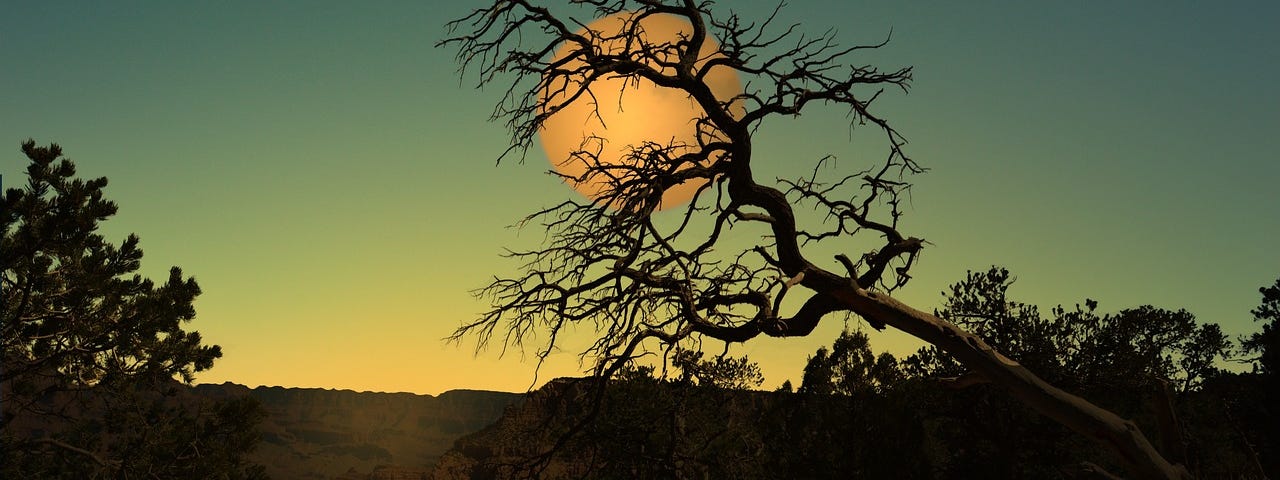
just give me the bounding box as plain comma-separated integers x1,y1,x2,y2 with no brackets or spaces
834,284,1194,480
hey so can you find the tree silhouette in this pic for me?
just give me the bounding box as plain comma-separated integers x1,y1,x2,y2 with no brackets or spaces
669,348,764,390
442,2,1191,478
1,141,265,478
904,267,1232,394
1243,277,1280,377
1236,276,1280,474
900,267,1236,477
799,329,902,397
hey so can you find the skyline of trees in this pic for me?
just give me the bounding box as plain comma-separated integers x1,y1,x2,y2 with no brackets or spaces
434,269,1274,479
0,2,1270,479
0,133,1271,478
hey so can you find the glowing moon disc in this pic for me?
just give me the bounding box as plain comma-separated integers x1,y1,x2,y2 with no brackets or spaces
537,12,742,210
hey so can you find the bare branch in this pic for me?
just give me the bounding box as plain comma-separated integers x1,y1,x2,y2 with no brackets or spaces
31,438,121,470
442,2,1193,479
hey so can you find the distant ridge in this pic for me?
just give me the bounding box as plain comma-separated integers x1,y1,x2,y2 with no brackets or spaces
195,381,516,397
192,382,524,480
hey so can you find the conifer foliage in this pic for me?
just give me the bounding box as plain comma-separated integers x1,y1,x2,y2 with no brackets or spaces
1,141,264,479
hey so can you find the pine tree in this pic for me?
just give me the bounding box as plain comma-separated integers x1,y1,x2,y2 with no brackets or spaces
1,140,265,479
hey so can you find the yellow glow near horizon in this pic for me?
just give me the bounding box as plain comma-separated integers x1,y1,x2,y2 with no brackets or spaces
537,12,742,210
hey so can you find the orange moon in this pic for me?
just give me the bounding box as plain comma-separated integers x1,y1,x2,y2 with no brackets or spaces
537,12,742,210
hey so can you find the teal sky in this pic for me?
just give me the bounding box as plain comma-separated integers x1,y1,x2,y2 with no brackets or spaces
3,1,1277,395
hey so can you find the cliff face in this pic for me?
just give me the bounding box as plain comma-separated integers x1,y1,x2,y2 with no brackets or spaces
192,383,523,480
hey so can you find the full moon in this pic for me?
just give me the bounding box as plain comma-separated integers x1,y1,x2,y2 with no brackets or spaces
537,12,742,210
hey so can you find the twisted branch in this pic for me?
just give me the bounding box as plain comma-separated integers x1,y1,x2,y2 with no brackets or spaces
441,2,1193,479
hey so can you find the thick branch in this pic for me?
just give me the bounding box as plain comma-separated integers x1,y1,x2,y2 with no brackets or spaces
832,283,1193,480
443,3,1192,479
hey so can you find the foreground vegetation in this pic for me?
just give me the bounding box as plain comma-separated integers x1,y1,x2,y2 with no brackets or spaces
5,140,1274,479
2,141,266,479
438,269,1278,480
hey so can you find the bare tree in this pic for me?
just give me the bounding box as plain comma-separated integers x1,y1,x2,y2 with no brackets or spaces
440,1,1192,478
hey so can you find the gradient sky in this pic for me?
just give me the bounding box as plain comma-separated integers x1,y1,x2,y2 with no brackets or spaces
3,1,1277,395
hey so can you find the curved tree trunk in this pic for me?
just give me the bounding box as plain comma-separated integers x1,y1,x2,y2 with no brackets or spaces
834,283,1194,480
440,2,1199,478
728,155,1193,480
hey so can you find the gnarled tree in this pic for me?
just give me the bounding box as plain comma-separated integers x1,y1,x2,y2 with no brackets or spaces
441,1,1192,478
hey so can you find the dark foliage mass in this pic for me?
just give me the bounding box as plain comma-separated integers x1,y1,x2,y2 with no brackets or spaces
439,2,1205,477
1242,278,1280,378
1234,277,1280,475
1,141,265,479
902,268,1232,393
889,267,1249,479
433,269,1277,480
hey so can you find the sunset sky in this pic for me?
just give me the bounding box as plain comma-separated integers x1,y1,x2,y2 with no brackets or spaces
3,1,1277,395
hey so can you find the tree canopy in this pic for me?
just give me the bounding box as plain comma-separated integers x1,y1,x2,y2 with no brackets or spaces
799,329,902,397
1,141,264,479
440,269,1274,479
1243,278,1280,377
903,267,1232,393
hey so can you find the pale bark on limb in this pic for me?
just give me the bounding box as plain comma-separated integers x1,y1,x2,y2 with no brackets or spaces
834,282,1193,480
441,2,1195,479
